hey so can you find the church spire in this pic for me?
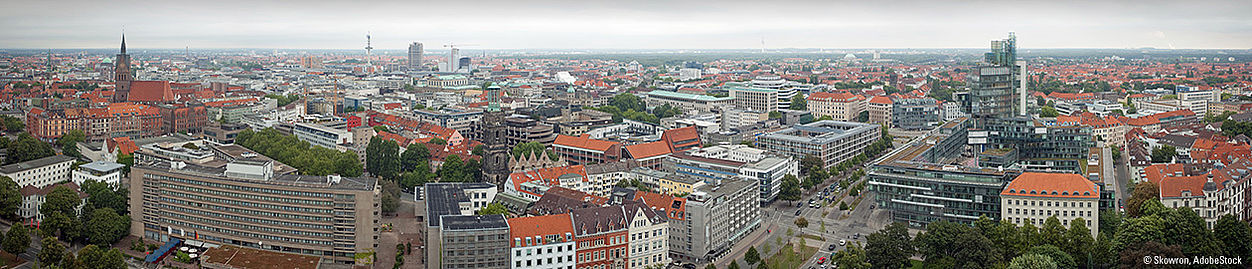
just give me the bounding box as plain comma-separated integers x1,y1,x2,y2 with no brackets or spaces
120,33,127,54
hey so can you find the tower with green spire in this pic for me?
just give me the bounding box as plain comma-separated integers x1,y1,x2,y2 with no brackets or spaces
480,83,510,189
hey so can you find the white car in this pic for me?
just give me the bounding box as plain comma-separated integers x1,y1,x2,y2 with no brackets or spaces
839,239,846,246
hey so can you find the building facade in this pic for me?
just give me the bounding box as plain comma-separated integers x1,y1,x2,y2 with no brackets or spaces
755,120,880,169
806,92,866,122
1000,172,1100,237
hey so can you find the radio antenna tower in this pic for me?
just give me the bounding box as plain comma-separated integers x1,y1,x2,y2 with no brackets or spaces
364,32,374,65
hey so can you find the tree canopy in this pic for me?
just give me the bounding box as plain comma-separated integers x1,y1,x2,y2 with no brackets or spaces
237,128,362,177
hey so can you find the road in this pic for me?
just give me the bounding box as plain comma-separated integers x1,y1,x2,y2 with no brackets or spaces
1113,148,1131,208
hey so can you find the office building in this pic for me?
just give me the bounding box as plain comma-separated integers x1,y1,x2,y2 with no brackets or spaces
0,155,76,188
806,92,866,122
751,75,795,110
412,108,483,136
1000,172,1100,236
891,96,940,130
869,120,1020,227
408,42,424,71
868,96,893,127
292,122,354,150
19,182,86,221
422,182,501,268
643,90,734,114
71,161,126,186
727,86,779,112
129,148,380,265
552,134,622,165
670,179,760,263
968,33,1024,125
970,117,1095,173
505,115,557,148
755,120,880,169
678,68,702,80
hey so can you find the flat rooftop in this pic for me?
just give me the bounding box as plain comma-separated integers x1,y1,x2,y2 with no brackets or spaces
137,160,376,191
425,182,495,227
441,214,509,231
0,155,76,174
201,244,321,269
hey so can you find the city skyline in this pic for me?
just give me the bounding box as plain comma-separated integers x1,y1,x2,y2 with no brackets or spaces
2,0,1250,50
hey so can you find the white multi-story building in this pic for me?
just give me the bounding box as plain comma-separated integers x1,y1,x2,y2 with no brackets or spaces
1154,159,1252,229
0,155,76,188
727,85,779,112
644,90,734,114
678,68,702,81
750,75,795,110
292,122,354,150
999,172,1100,237
508,214,577,269
806,92,866,121
19,182,86,221
71,161,126,186
625,202,669,269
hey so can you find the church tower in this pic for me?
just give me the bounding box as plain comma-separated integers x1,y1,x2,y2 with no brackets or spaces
480,84,511,189
113,34,133,102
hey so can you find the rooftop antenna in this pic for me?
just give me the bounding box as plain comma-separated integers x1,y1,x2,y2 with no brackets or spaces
760,37,765,53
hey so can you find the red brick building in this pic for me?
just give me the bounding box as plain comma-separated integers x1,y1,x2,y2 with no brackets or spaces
571,206,628,269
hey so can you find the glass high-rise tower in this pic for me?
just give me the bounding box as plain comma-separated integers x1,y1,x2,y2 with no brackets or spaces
967,32,1023,124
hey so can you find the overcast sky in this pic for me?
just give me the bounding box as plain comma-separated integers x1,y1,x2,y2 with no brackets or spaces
2,0,1249,50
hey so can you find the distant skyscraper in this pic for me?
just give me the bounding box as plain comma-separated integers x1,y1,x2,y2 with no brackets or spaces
408,42,424,71
457,57,471,71
967,32,1022,124
113,34,133,102
449,47,460,71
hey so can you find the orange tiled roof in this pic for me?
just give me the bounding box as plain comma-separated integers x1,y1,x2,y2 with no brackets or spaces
624,141,671,159
127,81,175,102
1001,172,1100,198
807,92,865,102
869,96,893,104
554,134,618,152
507,214,574,247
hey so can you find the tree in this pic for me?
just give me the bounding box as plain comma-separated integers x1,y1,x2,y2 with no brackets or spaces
704,264,717,269
0,176,19,219
472,145,486,156
794,217,808,228
1150,145,1177,163
799,155,824,175
84,208,129,245
1006,254,1057,269
790,95,807,110
116,153,134,175
5,133,55,164
81,179,127,215
477,203,507,215
429,138,448,145
1214,214,1252,259
438,155,469,182
833,242,871,269
857,111,869,122
768,111,782,119
0,115,24,133
42,186,81,219
1126,181,1160,218
728,261,740,269
1025,245,1075,269
57,130,86,158
1039,216,1066,248
1159,207,1222,257
1039,106,1059,117
1118,241,1183,269
39,236,65,267
610,93,646,112
915,221,997,268
1064,218,1093,261
77,245,124,269
744,246,760,265
381,191,399,214
400,144,431,172
1113,215,1166,252
865,222,913,269
2,225,29,255
778,174,802,201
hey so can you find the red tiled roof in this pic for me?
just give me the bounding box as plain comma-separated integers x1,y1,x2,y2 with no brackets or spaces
869,96,893,104
807,92,865,102
554,134,619,152
1001,172,1100,198
127,81,175,102
507,214,574,247
624,141,671,159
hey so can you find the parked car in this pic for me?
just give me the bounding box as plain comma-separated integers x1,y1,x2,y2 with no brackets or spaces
828,244,837,251
839,240,846,246
796,210,802,216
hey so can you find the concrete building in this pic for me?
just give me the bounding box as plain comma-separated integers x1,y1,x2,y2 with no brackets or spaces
507,214,576,269
1000,172,1100,236
891,96,940,130
422,182,501,269
552,134,622,165
678,68,702,80
755,120,880,169
644,90,734,114
750,75,796,110
868,96,893,127
292,122,353,150
71,161,126,186
727,86,779,112
412,108,483,136
806,92,866,122
669,179,760,263
505,115,557,148
0,155,76,188
408,42,424,71
128,150,380,266
666,145,797,202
